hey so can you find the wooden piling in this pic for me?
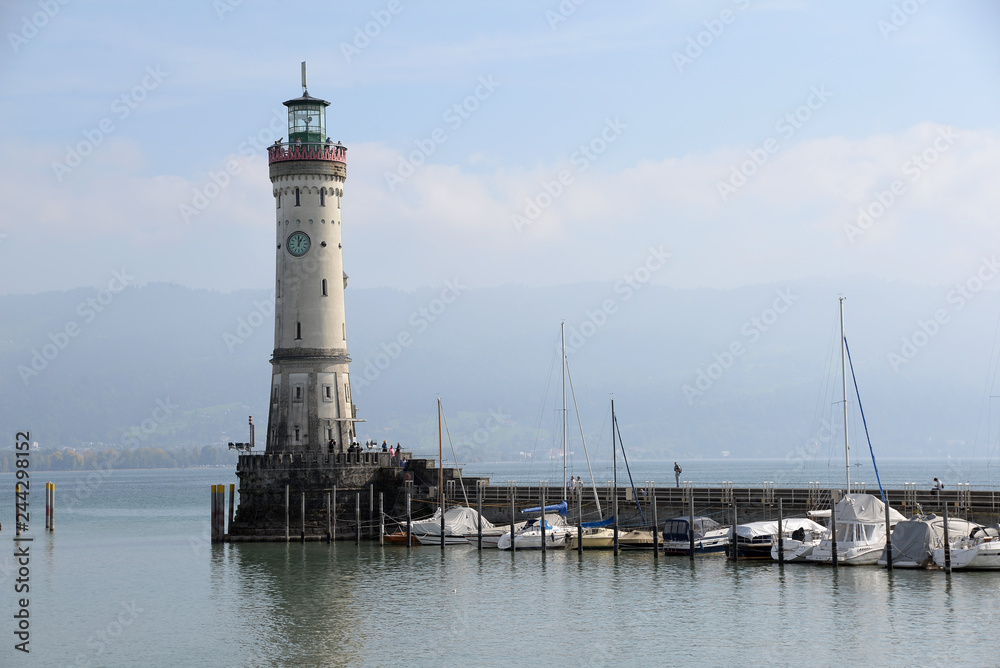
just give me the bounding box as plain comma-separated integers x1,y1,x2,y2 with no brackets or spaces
476,483,483,551
777,498,784,564
210,484,217,542
688,491,695,560
831,490,838,569
509,486,515,553
651,486,658,559
332,485,337,542
228,483,234,537
327,490,332,543
49,482,54,533
45,481,50,530
355,492,361,545
884,494,893,571
576,486,583,555
379,492,384,546
943,501,952,574
285,484,289,543
731,494,738,562
540,483,546,554
406,488,412,548
300,491,306,542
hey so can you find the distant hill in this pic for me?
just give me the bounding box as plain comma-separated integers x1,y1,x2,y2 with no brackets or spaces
2,278,998,463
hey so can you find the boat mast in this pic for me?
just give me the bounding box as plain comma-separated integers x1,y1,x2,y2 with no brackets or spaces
840,297,851,489
438,397,444,509
561,321,568,500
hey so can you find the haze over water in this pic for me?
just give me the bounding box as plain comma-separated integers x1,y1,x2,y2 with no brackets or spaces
3,468,998,666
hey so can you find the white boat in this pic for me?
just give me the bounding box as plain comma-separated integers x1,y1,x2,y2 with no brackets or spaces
726,517,827,560
932,526,1000,570
879,514,981,568
497,513,574,550
661,516,730,555
464,522,526,548
806,493,905,565
770,511,829,562
410,506,494,545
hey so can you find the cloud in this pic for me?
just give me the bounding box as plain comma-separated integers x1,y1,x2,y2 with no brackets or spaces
3,123,998,294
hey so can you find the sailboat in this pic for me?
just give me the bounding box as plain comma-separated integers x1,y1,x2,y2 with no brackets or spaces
803,298,905,565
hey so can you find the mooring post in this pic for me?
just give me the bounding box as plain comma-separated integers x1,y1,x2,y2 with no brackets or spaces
327,490,332,543
540,483,547,553
406,488,412,548
332,485,338,542
884,494,894,571
476,482,483,551
210,484,217,543
440,481,446,550
285,484,290,542
45,481,50,531
688,490,695,560
777,498,785,564
355,492,361,545
228,483,235,537
943,501,952,574
369,483,374,529
509,486,516,553
49,482,54,533
379,492,384,546
651,485,658,559
831,490,839,568
300,491,306,543
731,494,738,562
576,486,583,555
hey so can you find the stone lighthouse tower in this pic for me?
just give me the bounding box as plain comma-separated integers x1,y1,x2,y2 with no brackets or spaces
266,63,356,455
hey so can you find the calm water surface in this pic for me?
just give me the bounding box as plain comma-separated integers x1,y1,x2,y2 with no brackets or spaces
2,468,998,667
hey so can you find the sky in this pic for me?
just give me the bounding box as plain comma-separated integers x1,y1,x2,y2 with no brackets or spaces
1,0,999,296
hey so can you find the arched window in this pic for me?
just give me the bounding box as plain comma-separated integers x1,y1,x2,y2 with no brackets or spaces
320,189,326,207
295,187,300,206
296,322,302,340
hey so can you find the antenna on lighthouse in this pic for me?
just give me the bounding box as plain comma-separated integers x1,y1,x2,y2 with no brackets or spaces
301,61,308,95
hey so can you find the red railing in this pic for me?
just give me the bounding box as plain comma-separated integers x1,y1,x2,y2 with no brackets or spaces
268,142,347,165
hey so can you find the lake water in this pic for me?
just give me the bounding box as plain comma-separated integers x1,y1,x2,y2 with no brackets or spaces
2,466,999,667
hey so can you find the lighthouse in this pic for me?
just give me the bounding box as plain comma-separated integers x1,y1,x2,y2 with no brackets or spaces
228,65,481,540
265,63,356,455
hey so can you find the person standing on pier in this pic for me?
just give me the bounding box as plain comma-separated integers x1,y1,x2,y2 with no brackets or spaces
674,462,682,488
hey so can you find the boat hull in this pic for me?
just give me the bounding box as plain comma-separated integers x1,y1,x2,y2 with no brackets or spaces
770,539,819,562
933,541,1000,570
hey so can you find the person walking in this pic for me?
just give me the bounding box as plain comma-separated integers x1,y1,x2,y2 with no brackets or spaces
674,462,682,488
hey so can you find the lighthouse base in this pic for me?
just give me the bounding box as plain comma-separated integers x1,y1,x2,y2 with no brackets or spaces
228,451,484,540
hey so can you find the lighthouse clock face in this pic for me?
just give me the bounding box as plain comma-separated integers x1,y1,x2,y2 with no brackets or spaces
286,231,311,257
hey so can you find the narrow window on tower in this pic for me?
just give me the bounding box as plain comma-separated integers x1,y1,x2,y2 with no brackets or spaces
294,427,300,442
320,189,326,207
296,322,302,340
276,279,280,298
276,192,281,208
295,386,303,401
342,323,346,340
337,196,341,209
322,279,327,297
295,187,300,206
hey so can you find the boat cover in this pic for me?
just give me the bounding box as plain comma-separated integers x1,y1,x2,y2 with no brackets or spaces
521,500,569,516
884,514,980,565
410,506,495,536
663,516,721,541
836,493,905,524
735,518,827,539
582,517,615,529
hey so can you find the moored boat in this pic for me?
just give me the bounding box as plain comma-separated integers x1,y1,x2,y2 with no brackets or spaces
726,518,827,560
806,493,905,565
661,516,729,555
878,514,980,568
932,526,1000,570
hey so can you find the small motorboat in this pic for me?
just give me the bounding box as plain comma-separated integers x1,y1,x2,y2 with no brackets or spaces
661,516,729,555
933,526,1000,570
726,518,827,560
